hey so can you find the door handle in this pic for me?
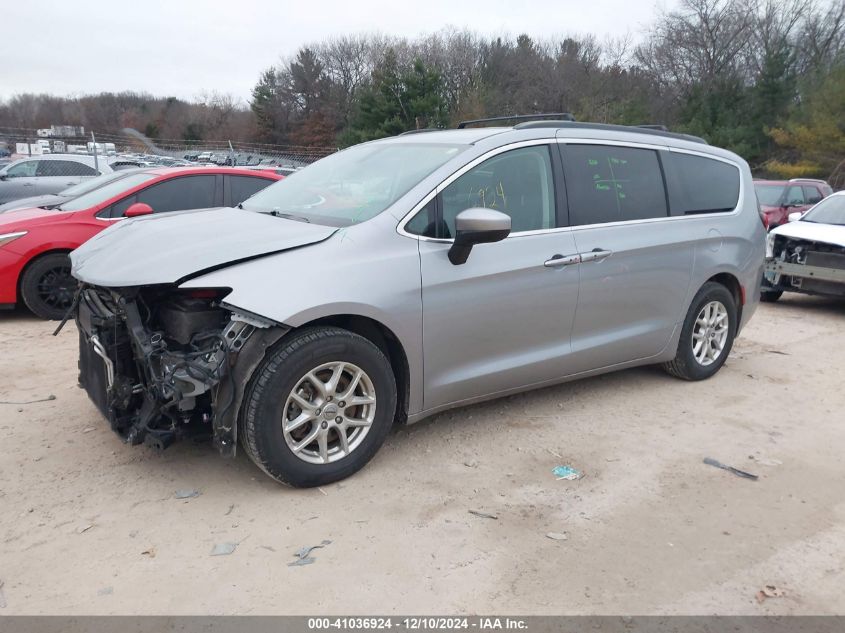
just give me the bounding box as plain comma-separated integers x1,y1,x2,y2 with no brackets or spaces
544,254,581,268
580,249,613,263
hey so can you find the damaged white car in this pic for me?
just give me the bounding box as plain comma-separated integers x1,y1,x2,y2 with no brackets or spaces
763,191,845,301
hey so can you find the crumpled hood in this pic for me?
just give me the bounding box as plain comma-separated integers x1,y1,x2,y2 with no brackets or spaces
770,219,845,249
71,206,337,287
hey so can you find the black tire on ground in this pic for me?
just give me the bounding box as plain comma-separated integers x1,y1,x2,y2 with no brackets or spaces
20,252,75,320
239,326,397,487
760,289,783,303
662,281,737,381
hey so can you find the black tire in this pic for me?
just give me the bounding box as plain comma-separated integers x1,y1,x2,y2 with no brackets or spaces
240,326,397,487
760,289,783,303
662,282,737,381
20,253,75,320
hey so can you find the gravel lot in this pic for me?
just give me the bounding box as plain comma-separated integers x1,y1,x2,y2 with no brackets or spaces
1,296,843,615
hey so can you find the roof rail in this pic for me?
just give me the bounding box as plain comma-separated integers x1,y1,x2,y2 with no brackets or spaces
457,113,575,129
789,177,829,184
399,128,442,136
513,120,708,145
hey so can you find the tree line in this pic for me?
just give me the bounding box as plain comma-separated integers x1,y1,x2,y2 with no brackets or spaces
1,0,843,181
251,0,845,181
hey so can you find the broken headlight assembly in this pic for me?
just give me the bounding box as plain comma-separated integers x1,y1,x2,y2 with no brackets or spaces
74,285,279,454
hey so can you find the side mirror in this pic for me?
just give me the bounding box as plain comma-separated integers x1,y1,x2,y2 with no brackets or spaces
0,174,7,181
788,211,803,222
124,202,153,218
448,208,511,265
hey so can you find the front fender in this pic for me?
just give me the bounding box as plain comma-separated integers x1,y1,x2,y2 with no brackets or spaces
181,231,425,414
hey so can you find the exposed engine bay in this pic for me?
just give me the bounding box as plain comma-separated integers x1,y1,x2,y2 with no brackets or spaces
73,285,285,454
765,234,845,297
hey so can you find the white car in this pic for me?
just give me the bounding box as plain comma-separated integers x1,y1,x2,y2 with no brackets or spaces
0,154,113,205
763,191,845,301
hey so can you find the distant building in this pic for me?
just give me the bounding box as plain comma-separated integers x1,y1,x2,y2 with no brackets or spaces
36,125,86,138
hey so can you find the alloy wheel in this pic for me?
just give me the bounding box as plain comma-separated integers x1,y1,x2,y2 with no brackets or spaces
282,361,377,464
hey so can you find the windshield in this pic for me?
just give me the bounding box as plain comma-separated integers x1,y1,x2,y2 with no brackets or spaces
801,195,845,225
240,142,466,225
59,170,138,197
754,184,785,206
59,173,156,212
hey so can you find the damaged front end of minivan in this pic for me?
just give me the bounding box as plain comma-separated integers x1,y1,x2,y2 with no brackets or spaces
74,284,287,455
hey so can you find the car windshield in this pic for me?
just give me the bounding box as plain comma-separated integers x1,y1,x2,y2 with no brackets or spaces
240,142,466,225
754,184,785,206
801,195,845,225
58,173,156,211
59,170,137,198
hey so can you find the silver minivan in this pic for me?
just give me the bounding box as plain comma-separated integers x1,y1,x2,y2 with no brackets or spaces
68,120,765,486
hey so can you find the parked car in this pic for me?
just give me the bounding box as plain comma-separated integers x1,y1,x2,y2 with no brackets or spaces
0,154,114,205
762,191,845,301
0,169,140,213
754,178,833,230
65,120,764,487
0,167,281,319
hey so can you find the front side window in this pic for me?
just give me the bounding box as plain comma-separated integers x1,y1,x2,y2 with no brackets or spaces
785,185,805,206
5,161,38,178
440,145,556,236
240,142,466,226
562,145,667,226
802,185,823,205
135,175,217,213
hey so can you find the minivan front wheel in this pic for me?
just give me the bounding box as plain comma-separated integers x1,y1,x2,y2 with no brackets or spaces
240,327,397,487
662,282,737,381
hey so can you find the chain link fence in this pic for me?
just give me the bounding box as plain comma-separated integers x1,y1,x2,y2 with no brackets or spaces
0,127,336,168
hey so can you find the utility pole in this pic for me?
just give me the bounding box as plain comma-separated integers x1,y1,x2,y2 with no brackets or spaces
91,131,99,172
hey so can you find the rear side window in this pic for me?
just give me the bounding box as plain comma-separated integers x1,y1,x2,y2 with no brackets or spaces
36,160,98,177
562,145,667,225
663,153,740,215
136,176,216,213
228,175,273,206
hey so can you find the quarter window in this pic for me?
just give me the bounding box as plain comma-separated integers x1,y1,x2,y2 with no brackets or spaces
663,152,740,215
440,145,555,236
562,145,667,225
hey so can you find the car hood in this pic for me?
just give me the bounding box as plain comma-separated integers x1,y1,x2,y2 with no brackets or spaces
71,206,337,287
0,194,68,213
770,219,845,249
0,205,75,231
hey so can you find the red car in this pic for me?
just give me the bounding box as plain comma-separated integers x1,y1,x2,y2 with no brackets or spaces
0,167,282,319
754,178,833,230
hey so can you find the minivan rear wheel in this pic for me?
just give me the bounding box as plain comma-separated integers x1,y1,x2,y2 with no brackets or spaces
240,326,397,487
662,282,737,381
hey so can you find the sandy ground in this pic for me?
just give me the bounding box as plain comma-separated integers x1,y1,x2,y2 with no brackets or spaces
0,295,843,616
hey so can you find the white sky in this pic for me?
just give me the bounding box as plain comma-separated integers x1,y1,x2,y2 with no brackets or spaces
0,0,668,104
